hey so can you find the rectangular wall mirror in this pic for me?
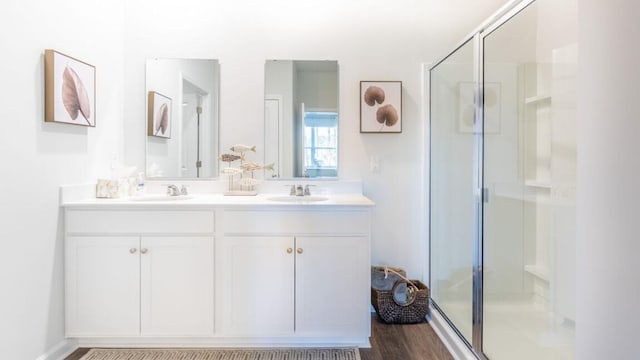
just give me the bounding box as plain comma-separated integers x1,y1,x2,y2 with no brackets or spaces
146,58,220,179
264,60,339,179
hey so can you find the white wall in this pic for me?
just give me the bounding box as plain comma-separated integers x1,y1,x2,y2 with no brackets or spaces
122,0,509,278
577,0,640,358
0,0,125,359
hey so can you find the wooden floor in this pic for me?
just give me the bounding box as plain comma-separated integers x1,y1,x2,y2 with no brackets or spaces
65,347,89,360
66,315,453,360
360,315,453,360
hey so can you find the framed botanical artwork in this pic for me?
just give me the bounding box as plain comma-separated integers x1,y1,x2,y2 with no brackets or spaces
360,81,402,133
147,91,172,138
44,49,96,126
458,81,501,134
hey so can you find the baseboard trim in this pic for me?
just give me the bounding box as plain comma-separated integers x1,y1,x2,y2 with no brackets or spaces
73,336,371,349
35,339,79,360
427,307,477,360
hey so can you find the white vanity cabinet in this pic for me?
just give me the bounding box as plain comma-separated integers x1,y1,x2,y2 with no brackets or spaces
62,195,373,347
65,210,215,337
215,209,371,343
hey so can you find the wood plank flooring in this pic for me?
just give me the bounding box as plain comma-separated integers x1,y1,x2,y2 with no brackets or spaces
65,347,89,360
360,315,454,360
66,315,453,360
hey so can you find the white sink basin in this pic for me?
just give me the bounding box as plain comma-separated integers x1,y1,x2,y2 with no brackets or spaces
129,194,194,202
267,195,329,203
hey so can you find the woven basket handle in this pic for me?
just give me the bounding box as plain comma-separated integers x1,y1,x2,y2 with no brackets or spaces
381,266,420,307
383,266,418,288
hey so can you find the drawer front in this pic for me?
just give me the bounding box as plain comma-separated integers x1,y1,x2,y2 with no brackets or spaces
66,210,215,234
222,209,370,235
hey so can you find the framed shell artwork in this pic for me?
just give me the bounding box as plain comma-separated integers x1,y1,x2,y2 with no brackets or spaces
44,49,96,127
360,81,402,133
147,91,172,138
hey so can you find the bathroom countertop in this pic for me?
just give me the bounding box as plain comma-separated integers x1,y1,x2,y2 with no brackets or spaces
61,193,375,209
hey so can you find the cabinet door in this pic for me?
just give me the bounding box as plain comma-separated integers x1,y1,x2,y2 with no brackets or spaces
295,236,369,336
65,236,140,336
140,236,214,336
216,236,294,336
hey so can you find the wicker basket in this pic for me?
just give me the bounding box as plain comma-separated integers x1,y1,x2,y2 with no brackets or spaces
371,279,430,324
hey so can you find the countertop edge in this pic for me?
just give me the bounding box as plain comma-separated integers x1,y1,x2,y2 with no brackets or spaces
61,194,376,209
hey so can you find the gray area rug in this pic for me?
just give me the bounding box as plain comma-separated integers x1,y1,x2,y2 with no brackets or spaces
80,348,361,360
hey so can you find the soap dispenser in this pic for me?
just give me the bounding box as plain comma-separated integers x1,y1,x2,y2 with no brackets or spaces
136,172,146,195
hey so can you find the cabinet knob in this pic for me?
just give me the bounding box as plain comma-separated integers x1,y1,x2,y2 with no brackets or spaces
129,248,137,254
140,248,148,254
286,247,293,254
297,248,303,254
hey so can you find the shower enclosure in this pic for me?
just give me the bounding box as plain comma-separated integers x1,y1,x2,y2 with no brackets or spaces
429,0,576,359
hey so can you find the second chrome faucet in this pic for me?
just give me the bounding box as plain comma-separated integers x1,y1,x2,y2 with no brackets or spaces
166,184,189,196
289,184,315,196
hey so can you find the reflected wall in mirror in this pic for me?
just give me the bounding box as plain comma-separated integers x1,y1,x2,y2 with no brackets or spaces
146,58,219,179
264,60,338,179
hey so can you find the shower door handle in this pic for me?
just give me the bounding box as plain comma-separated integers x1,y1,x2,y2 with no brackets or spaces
475,188,489,204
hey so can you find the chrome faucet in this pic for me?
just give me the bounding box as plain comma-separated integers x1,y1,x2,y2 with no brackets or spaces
287,184,314,196
304,184,315,196
166,184,180,196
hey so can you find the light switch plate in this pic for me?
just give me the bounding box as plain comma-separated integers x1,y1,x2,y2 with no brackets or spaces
370,156,380,173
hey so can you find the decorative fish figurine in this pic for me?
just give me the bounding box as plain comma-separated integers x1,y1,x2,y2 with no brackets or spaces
220,167,243,175
262,163,275,172
239,162,262,171
240,162,275,172
230,144,256,153
219,153,244,162
238,178,260,186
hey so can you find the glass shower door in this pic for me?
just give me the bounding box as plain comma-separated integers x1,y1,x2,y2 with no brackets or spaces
482,0,576,358
430,39,477,344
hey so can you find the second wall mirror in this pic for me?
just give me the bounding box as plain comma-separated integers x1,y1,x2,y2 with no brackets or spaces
264,60,339,179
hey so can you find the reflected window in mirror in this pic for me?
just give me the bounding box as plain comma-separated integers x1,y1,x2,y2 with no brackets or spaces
145,58,220,179
264,60,338,179
303,111,337,177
